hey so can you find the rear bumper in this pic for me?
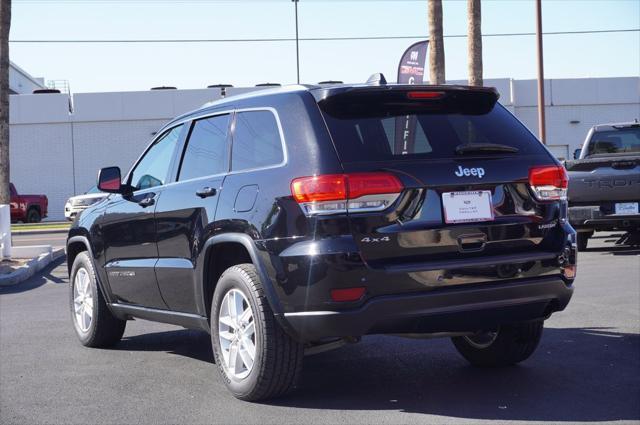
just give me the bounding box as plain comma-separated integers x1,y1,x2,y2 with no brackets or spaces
568,205,640,230
281,276,573,342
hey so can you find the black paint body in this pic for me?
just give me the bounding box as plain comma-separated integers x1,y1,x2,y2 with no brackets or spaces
67,84,576,342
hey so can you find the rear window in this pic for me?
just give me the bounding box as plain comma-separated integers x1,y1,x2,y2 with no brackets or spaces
587,128,640,156
320,93,545,162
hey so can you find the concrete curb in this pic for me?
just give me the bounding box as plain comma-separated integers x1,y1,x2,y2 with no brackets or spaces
11,228,69,236
0,248,66,287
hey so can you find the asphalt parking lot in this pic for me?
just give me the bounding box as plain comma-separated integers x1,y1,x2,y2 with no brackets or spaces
1,234,638,424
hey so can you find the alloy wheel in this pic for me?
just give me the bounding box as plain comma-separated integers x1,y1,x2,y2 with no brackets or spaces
218,289,256,380
73,267,94,333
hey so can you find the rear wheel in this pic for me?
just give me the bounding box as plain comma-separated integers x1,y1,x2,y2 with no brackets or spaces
211,264,303,401
69,252,126,347
26,208,41,223
577,232,591,251
452,321,543,367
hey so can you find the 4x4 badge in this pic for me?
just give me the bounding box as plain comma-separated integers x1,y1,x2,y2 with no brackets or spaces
361,236,390,243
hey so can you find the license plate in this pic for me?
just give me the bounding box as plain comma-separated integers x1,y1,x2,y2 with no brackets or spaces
442,190,494,224
615,202,639,215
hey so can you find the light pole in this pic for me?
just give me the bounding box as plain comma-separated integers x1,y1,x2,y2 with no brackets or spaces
535,0,546,144
293,0,300,84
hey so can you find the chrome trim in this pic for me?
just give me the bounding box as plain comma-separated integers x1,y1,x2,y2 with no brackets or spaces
128,107,288,191
284,311,340,317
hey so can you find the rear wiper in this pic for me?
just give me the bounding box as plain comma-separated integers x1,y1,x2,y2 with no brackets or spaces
455,143,519,155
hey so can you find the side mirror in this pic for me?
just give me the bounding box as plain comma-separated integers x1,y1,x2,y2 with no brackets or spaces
573,148,582,159
97,167,123,193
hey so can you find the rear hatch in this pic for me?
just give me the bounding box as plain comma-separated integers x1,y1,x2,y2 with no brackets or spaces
315,86,568,272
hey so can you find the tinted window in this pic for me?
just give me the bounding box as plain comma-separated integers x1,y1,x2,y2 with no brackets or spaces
321,98,545,162
231,110,284,171
587,128,640,156
179,114,230,180
129,124,182,191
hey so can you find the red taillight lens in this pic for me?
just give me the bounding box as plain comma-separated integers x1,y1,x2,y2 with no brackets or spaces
528,165,568,201
347,173,404,199
529,165,568,188
330,287,366,302
291,174,347,203
407,91,445,100
291,172,403,215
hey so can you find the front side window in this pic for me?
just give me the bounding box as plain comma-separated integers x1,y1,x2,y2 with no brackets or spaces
231,110,284,171
129,124,183,191
178,114,230,181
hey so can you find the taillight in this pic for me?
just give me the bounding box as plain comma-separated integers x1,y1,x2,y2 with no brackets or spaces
528,165,568,201
291,172,403,215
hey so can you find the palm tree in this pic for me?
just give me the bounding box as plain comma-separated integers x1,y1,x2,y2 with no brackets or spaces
467,0,483,86
428,0,445,84
0,0,10,205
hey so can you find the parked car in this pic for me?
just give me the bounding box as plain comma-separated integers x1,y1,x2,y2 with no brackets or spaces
565,121,640,250
66,79,576,401
9,183,48,223
64,186,108,221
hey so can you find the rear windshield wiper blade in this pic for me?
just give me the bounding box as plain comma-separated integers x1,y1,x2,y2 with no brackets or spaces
455,143,519,155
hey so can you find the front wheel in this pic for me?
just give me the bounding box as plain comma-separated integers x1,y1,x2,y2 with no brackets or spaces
452,321,543,367
211,264,303,401
69,252,126,347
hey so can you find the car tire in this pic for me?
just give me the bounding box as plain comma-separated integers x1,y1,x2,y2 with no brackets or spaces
211,264,303,401
451,320,543,367
26,208,41,223
69,252,126,347
577,232,590,251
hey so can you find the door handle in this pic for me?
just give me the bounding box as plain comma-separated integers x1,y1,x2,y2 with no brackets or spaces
196,187,217,198
137,195,155,208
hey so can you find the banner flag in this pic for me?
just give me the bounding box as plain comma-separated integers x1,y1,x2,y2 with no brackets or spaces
394,40,428,155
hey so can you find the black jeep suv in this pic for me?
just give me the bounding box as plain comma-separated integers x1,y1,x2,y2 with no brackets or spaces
67,80,576,401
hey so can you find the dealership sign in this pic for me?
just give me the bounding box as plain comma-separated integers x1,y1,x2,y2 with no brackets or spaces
395,40,428,155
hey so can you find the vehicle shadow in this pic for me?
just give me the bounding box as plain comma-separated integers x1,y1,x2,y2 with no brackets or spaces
116,325,639,421
585,245,640,256
118,329,214,364
267,327,640,422
0,255,67,294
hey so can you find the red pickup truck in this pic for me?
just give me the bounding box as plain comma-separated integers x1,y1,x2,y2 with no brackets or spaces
10,183,48,223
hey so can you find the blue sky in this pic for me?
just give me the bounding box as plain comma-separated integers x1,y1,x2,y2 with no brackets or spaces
10,0,640,93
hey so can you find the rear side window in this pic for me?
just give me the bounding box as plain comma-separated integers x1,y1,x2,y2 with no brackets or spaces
231,110,284,171
179,114,231,181
320,93,546,162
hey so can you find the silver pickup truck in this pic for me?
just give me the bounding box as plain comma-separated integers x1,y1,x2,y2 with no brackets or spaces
565,121,640,250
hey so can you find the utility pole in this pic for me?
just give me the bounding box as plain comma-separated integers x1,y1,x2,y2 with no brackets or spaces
535,0,546,144
0,0,11,205
293,0,300,84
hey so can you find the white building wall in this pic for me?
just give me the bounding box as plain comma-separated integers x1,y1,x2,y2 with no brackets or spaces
7,77,640,221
